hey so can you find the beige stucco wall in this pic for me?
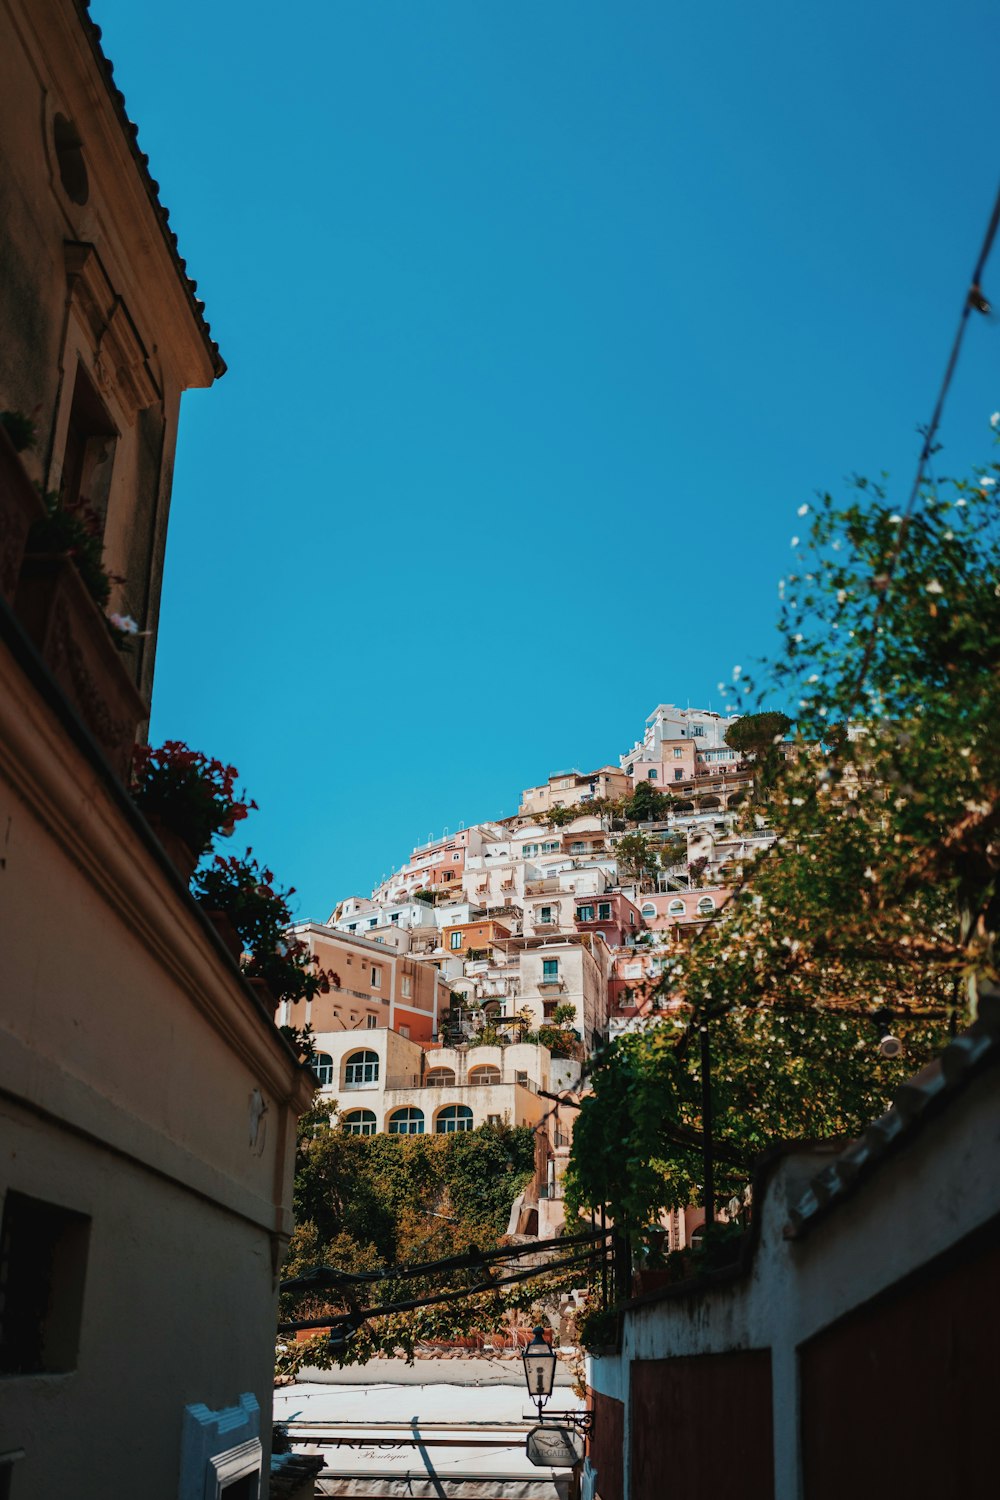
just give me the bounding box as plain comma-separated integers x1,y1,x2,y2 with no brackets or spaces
0,635,312,1498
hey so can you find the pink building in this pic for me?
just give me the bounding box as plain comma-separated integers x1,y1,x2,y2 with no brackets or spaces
573,891,642,949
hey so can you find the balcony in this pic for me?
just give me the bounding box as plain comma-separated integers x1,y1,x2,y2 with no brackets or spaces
382,1074,539,1094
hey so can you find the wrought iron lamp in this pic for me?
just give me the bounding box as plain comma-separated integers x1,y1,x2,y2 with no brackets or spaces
522,1326,557,1421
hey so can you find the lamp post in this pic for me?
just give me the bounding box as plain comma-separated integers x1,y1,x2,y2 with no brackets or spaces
522,1326,557,1423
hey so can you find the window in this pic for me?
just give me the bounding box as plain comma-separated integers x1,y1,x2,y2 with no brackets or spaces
0,1191,90,1374
59,364,117,519
577,905,595,922
627,763,634,775
539,906,553,924
641,903,657,917
369,918,378,928
388,1107,424,1135
673,748,683,758
53,114,89,204
401,976,412,998
648,770,658,781
697,896,717,915
542,841,559,853
542,959,559,982
436,1105,473,1134
452,853,461,860
312,1052,334,1086
399,1025,410,1039
668,899,686,917
674,769,683,781
486,1114,502,1126
342,1110,377,1136
370,966,381,987
391,913,399,924
344,1050,379,1087
598,902,611,921
523,843,539,856
450,932,463,950
426,1068,457,1086
366,1014,378,1029
348,923,357,932
470,1065,501,1085
691,725,705,737
570,841,584,854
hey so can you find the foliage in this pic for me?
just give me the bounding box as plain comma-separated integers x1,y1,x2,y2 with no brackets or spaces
566,1006,945,1229
132,740,256,858
552,1003,578,1026
723,711,791,756
615,832,658,883
414,889,435,905
569,445,1000,1230
280,1115,543,1370
28,490,116,608
193,850,332,1002
548,803,581,827
624,780,674,823
1,409,37,452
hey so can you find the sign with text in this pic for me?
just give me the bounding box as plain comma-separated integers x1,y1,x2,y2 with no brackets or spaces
526,1424,585,1468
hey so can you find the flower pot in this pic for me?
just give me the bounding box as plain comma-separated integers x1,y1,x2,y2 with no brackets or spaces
203,907,243,962
14,553,146,779
145,813,199,885
246,976,276,1010
0,424,46,602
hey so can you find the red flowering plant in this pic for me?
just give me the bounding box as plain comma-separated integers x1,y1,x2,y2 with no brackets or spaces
131,741,256,860
192,851,333,1004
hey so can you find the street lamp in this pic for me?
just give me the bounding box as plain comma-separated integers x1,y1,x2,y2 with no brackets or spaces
522,1326,557,1421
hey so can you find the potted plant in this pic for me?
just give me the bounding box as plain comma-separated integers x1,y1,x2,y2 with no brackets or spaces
14,491,145,775
131,740,256,883
192,851,333,1005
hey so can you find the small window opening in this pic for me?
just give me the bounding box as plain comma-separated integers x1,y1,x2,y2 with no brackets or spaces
54,114,89,204
0,1190,91,1374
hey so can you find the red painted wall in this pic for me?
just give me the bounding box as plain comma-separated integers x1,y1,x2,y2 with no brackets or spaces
800,1212,1000,1499
631,1351,774,1499
588,1390,624,1500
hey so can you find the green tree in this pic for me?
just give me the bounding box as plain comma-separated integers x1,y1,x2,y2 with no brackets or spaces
569,447,1000,1231
616,832,658,885
624,779,674,823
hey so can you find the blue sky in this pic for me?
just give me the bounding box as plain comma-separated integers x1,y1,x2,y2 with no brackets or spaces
93,0,1000,919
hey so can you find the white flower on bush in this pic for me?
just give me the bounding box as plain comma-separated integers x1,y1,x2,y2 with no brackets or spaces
109,613,139,634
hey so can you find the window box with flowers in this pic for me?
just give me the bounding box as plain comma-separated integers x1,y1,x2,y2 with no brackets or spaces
131,741,256,885
14,490,146,776
193,852,333,1012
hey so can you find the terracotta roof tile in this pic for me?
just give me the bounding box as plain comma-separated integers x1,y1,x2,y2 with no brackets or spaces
76,0,226,377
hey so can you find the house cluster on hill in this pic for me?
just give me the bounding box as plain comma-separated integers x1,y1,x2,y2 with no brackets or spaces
280,704,777,1237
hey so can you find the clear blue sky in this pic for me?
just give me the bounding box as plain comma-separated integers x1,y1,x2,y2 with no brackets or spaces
92,0,1000,919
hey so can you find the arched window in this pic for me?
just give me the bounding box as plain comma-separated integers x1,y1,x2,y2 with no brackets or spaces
697,896,716,915
312,1052,334,1087
342,1109,376,1136
387,1107,424,1135
668,899,686,917
641,903,657,918
426,1067,457,1086
469,1065,501,1086
436,1104,474,1134
344,1049,379,1088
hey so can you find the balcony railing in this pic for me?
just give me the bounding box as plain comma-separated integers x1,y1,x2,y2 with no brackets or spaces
382,1074,539,1094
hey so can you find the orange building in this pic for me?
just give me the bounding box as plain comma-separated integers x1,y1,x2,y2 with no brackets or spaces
439,918,512,958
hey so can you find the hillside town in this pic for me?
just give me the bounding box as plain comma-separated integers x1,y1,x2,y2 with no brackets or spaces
2,4,999,1500
284,702,776,1246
